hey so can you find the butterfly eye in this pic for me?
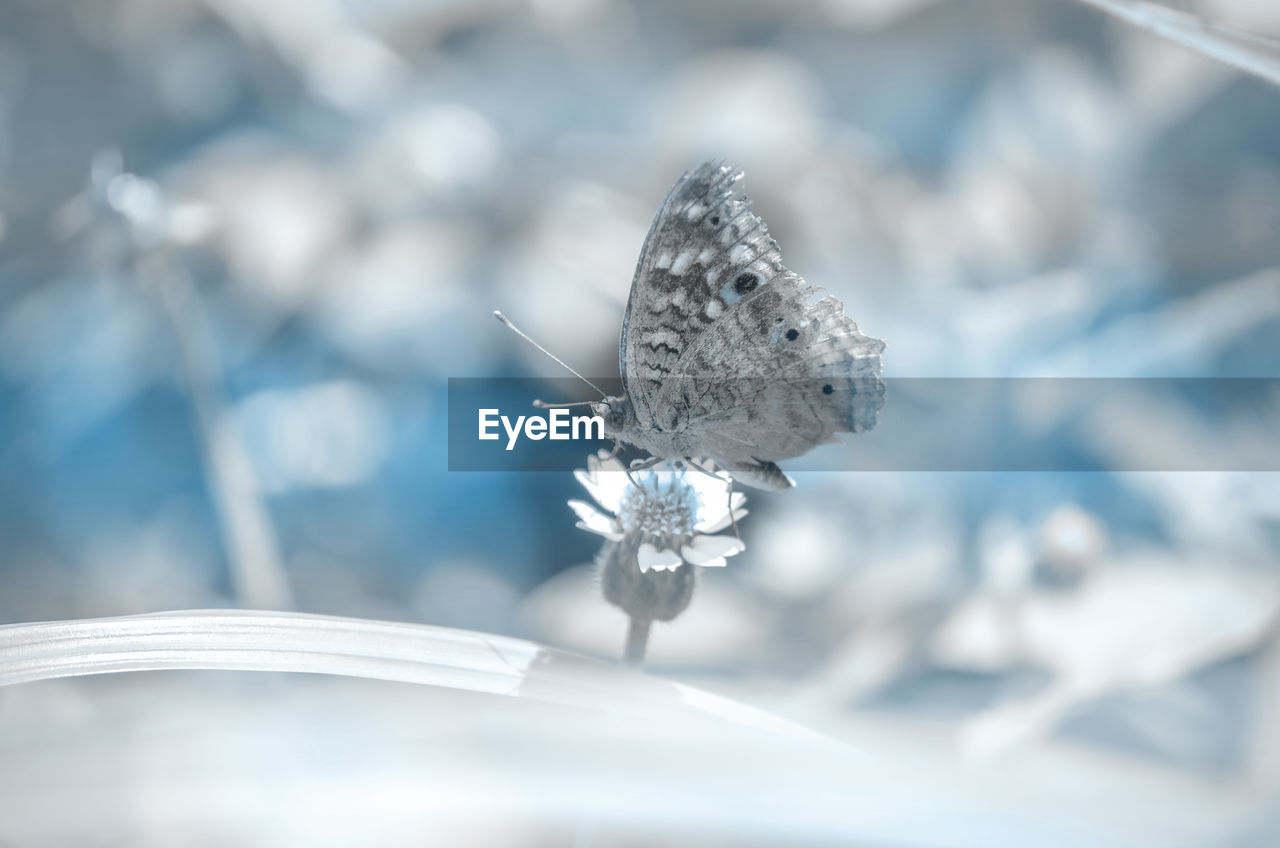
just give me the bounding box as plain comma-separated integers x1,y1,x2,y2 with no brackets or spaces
785,328,799,341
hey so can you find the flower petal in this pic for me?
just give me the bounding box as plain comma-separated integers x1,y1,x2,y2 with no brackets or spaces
695,491,748,533
574,468,624,514
681,534,745,565
686,465,732,500
573,469,604,507
575,457,629,513
568,499,606,523
589,449,628,478
567,500,622,539
697,505,749,535
576,521,623,541
638,542,682,573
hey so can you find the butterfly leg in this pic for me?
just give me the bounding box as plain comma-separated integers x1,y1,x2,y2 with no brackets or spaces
625,455,662,488
683,457,741,540
728,478,739,539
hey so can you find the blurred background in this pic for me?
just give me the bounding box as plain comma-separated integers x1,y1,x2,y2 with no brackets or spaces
1,0,1279,844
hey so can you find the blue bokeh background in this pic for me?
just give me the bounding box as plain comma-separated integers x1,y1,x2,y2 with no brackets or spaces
2,0,1280,815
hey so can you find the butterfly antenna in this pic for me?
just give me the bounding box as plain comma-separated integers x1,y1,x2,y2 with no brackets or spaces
532,399,597,409
493,311,608,399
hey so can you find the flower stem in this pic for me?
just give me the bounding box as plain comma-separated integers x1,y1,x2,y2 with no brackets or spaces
623,616,651,665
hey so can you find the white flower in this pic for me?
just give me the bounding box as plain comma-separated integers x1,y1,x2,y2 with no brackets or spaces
569,450,748,572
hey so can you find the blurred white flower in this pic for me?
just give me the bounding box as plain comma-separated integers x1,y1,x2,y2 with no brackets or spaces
569,450,747,573
1035,504,1106,587
52,149,216,257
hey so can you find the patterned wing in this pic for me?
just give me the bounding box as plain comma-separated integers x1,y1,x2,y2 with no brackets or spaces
620,162,786,430
655,275,885,463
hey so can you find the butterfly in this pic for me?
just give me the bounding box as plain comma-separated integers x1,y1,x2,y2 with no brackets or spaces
582,161,885,491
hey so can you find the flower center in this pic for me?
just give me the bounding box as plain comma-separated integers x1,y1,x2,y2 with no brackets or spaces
618,475,699,545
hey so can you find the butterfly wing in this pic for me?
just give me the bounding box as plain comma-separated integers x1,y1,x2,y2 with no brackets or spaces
622,161,885,469
657,276,885,461
620,162,786,430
